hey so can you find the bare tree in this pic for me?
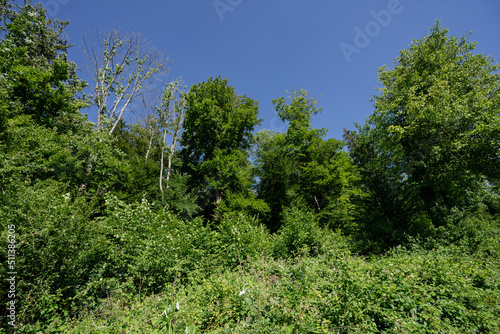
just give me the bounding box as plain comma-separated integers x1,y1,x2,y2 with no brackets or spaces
165,91,185,191
139,92,162,161
157,81,186,194
82,27,169,135
77,27,168,196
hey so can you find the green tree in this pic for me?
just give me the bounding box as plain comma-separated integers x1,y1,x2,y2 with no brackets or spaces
345,22,500,240
0,0,93,191
180,76,262,218
0,2,111,328
0,0,130,207
109,119,163,202
256,89,360,232
0,0,85,132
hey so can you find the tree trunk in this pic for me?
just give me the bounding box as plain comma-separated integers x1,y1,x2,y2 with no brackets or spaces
159,127,168,194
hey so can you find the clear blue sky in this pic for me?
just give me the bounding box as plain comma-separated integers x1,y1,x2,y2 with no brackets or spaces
44,0,500,140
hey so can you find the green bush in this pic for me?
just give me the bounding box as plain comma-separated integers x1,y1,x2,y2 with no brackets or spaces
0,180,109,330
62,245,500,333
217,212,272,266
88,195,222,295
273,207,347,258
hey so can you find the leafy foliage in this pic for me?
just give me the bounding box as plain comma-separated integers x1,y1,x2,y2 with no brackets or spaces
256,89,361,231
345,21,500,242
180,76,262,218
60,244,500,333
0,1,85,130
0,180,107,328
1,4,499,332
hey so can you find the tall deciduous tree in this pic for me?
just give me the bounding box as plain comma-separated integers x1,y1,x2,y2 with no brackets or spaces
345,22,500,238
0,0,85,131
0,0,92,190
78,28,169,194
180,76,261,217
82,27,169,135
110,81,192,211
256,89,360,231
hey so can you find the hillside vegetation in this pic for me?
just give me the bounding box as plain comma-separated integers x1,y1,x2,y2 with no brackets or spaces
0,1,499,333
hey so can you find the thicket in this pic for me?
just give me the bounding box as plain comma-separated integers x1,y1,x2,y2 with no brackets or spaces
0,1,499,333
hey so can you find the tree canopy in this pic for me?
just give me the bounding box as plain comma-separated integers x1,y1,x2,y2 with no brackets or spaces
345,21,500,239
180,76,262,217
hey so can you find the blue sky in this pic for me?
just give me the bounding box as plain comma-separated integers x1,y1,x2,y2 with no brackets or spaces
44,0,500,140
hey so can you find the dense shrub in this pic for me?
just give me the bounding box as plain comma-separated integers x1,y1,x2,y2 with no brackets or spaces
61,245,500,333
217,212,272,266
85,195,222,295
0,180,108,330
273,207,348,258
